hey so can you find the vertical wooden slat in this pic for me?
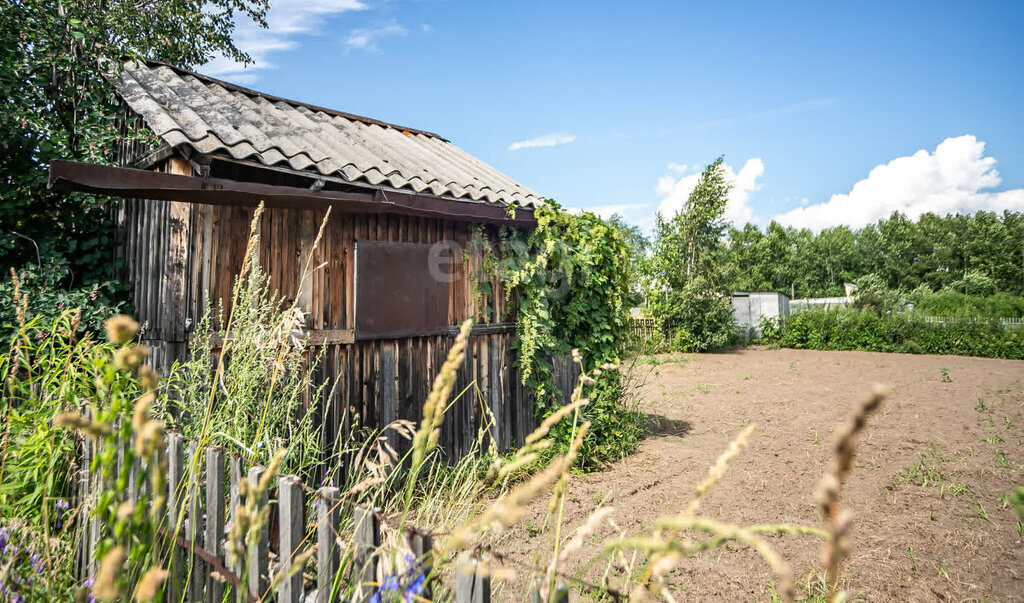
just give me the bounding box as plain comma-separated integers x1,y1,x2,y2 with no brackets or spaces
205,447,226,603
127,433,139,505
353,506,381,600
187,441,206,602
317,487,341,603
488,338,502,451
278,476,305,603
380,343,397,452
411,532,434,600
247,466,269,598
228,455,242,576
455,555,491,603
167,434,185,600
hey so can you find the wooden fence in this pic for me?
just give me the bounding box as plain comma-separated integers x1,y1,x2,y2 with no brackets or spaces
76,431,598,602
626,318,659,342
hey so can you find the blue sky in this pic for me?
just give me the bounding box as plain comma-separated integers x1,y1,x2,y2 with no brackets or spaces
204,0,1024,232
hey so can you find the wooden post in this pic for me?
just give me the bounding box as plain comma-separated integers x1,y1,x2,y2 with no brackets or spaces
353,506,381,600
205,447,225,603
187,441,206,602
529,579,570,603
167,434,185,600
278,475,305,603
228,455,242,577
317,487,340,603
247,466,269,598
552,585,570,603
410,531,434,600
455,554,491,603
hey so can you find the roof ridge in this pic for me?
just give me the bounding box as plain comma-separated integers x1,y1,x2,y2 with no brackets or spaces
141,59,449,142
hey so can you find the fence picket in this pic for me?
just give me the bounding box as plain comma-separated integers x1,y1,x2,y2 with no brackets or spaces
205,447,226,603
353,506,381,601
228,454,242,578
411,532,434,600
76,431,576,602
278,475,305,603
167,434,185,600
317,487,341,603
247,466,269,598
187,441,206,601
455,554,491,603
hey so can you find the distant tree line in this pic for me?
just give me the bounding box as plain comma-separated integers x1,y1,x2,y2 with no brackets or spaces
726,211,1024,298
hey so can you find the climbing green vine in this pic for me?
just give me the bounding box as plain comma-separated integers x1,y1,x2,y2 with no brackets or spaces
473,201,644,469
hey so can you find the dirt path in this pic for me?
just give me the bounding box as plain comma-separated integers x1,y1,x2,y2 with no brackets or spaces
496,348,1024,602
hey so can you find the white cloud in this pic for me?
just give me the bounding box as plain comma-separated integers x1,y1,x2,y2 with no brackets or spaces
666,162,688,174
656,158,765,225
201,0,367,81
508,133,576,151
344,22,408,53
421,23,433,33
773,135,1024,231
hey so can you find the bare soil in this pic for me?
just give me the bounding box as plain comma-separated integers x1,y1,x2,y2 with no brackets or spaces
496,348,1024,602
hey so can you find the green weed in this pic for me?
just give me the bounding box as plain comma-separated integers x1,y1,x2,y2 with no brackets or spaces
995,451,1014,469
939,367,952,382
897,446,948,487
965,503,990,520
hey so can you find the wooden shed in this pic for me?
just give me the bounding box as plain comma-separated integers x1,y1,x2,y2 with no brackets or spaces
49,60,547,459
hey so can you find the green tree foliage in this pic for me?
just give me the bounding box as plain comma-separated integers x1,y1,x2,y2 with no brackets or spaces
0,0,269,333
605,213,649,307
648,158,735,351
724,210,1024,299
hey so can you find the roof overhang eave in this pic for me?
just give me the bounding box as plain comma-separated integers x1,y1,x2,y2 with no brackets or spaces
47,160,537,226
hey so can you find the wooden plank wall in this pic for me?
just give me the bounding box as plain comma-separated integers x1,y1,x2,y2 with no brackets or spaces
117,162,536,463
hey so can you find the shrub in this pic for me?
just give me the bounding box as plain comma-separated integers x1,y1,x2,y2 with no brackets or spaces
766,308,1024,359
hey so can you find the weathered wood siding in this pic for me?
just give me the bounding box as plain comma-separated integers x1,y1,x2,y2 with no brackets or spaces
116,158,535,461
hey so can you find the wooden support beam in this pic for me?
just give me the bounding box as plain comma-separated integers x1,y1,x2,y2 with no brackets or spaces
48,160,537,226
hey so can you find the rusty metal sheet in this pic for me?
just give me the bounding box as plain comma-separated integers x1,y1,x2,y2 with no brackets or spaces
355,241,453,340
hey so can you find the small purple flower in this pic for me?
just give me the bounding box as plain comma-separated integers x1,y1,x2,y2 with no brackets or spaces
368,554,428,603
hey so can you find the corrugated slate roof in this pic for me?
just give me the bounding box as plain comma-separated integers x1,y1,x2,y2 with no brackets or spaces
113,61,544,207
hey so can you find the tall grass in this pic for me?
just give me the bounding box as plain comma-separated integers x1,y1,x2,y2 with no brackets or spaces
1,204,893,601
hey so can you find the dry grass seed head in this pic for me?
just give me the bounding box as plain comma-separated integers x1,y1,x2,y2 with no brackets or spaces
133,566,168,602
104,315,139,345
92,545,126,601
686,422,756,516
817,384,890,603
443,432,588,552
132,392,155,430
113,345,149,372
